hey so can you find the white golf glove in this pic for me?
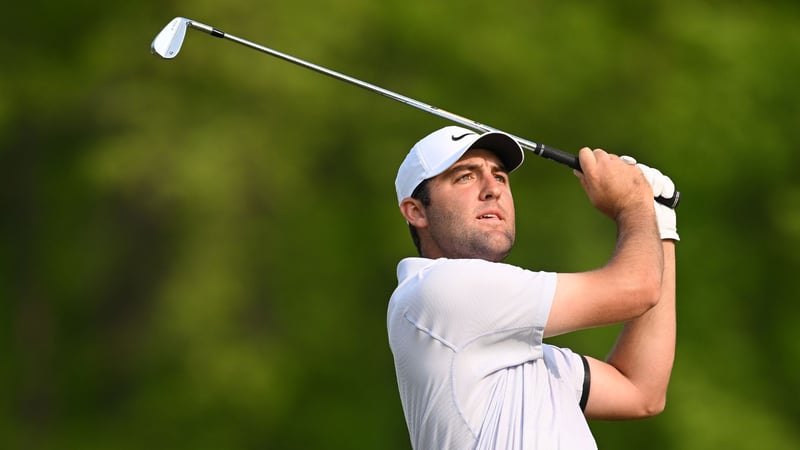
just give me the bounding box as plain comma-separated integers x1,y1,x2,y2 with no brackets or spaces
622,156,679,241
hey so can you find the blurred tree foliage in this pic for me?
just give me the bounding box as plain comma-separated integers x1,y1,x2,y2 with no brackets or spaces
2,1,799,449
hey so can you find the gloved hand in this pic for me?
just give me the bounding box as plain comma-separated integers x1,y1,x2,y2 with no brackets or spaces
622,156,679,241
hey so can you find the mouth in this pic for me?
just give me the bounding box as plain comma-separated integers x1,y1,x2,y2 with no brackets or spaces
477,211,503,221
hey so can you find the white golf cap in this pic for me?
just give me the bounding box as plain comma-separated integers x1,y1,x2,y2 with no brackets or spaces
395,126,525,204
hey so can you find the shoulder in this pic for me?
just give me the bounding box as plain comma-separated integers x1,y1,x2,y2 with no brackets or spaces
396,258,556,301
395,258,556,313
410,258,549,283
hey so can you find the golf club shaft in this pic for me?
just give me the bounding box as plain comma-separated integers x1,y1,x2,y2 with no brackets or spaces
186,20,680,209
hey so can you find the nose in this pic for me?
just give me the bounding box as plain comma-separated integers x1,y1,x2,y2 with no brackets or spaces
479,175,503,201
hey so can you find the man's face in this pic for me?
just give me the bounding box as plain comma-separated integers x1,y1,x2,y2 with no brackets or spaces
421,148,516,261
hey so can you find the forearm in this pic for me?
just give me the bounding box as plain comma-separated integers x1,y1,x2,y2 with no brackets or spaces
548,149,666,337
605,203,664,300
545,200,663,337
605,241,676,414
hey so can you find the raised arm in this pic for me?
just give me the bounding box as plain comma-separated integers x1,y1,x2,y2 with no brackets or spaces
583,240,676,419
544,148,663,337
582,162,679,419
546,154,679,419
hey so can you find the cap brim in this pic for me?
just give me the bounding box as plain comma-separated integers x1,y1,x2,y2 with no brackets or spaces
468,132,525,173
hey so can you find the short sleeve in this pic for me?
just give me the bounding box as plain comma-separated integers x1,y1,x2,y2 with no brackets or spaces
542,344,589,407
394,258,558,383
404,259,556,348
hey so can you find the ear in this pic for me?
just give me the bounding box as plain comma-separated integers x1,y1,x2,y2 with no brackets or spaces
399,198,428,228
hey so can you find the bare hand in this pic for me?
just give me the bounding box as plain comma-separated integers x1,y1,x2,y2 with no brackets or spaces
573,148,653,220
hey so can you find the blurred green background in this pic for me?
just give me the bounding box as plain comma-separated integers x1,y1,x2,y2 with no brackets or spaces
3,1,799,449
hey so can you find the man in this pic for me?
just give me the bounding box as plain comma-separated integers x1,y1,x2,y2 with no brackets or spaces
387,126,677,449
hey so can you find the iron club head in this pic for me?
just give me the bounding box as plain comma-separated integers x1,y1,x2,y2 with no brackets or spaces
151,17,191,58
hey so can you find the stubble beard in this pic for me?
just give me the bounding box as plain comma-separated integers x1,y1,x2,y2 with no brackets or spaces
426,207,515,262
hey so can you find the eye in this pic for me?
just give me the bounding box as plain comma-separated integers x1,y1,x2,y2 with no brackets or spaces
494,173,509,184
456,172,474,183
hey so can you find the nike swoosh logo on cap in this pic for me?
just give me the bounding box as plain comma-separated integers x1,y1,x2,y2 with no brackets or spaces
451,132,476,141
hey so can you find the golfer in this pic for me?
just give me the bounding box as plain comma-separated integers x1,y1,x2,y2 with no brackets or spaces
387,126,677,449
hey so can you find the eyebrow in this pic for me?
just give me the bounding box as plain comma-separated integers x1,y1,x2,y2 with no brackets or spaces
445,160,508,176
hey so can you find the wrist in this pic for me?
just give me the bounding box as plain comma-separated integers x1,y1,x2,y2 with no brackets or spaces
615,201,658,238
615,196,655,225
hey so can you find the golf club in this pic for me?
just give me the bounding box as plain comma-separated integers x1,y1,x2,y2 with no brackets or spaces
151,16,680,209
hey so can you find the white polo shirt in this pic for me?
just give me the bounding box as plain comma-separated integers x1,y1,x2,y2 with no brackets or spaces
387,257,596,450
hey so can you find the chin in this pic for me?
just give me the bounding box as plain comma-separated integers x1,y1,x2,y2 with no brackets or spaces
485,250,512,263
474,241,514,262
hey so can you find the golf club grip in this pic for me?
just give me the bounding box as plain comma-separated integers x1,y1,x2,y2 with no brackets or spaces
536,144,681,209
